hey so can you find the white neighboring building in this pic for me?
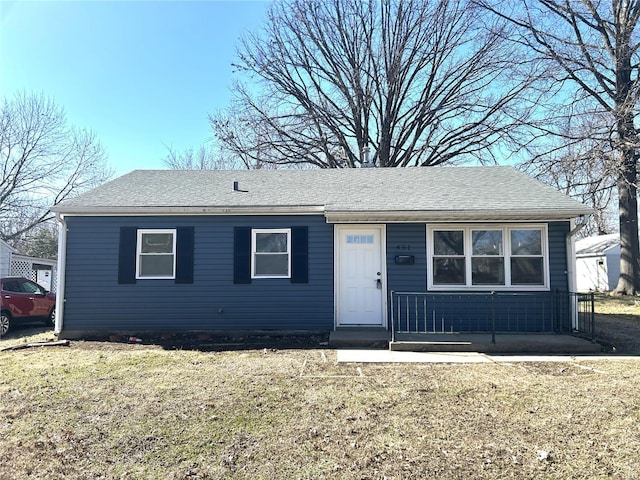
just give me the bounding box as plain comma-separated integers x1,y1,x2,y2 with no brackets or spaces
0,239,15,277
575,234,620,292
0,238,57,292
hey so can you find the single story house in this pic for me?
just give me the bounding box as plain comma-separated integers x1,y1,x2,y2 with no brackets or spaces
50,166,591,340
575,234,620,292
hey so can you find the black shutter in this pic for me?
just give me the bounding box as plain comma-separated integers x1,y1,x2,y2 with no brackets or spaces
175,227,194,284
234,227,252,284
291,226,309,284
118,226,137,284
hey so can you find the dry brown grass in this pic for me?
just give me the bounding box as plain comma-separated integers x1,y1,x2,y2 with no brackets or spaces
594,292,640,316
1,330,640,479
592,293,640,354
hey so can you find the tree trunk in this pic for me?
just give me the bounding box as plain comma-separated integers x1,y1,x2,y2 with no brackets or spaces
613,102,639,295
612,159,640,295
612,20,640,296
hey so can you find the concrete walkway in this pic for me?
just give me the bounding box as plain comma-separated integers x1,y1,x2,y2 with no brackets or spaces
337,349,640,364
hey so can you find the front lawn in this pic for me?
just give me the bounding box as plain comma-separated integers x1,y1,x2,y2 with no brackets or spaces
1,334,639,479
593,293,640,353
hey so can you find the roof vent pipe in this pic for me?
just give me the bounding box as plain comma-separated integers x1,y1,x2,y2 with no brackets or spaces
361,146,373,168
232,181,248,192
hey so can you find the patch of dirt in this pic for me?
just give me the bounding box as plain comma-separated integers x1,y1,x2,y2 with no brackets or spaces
518,362,599,376
75,332,330,352
594,313,640,354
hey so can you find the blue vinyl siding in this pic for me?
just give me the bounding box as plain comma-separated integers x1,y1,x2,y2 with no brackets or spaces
62,216,573,335
386,224,427,293
547,221,570,291
62,215,334,334
386,222,572,332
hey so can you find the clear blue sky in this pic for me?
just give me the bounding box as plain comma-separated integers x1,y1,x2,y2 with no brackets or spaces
0,0,270,174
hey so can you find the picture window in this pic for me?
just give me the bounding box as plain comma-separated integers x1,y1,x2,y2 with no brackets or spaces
428,225,547,289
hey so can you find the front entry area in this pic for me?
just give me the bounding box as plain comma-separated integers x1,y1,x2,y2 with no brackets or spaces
335,225,386,327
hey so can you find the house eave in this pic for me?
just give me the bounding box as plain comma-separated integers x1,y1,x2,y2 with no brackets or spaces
50,205,591,223
324,209,591,223
50,205,327,216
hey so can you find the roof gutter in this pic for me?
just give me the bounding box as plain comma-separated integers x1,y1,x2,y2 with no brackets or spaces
54,213,67,336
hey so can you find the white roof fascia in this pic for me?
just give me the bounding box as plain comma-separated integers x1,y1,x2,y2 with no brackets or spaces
51,206,589,222
50,205,326,216
324,209,591,223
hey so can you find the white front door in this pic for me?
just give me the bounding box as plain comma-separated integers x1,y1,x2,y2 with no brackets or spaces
336,226,385,326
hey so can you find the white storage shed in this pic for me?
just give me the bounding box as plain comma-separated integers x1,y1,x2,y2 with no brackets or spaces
575,234,620,292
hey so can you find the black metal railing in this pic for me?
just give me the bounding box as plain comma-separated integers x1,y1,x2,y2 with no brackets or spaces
575,291,596,341
390,290,595,343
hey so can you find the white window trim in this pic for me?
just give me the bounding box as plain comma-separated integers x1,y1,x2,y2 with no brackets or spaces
136,229,177,280
251,228,291,279
427,224,549,291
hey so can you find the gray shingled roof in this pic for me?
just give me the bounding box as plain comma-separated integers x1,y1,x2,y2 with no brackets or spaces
51,166,591,221
575,234,620,256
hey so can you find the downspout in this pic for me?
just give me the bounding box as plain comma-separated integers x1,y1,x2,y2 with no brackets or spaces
566,216,587,330
54,213,67,336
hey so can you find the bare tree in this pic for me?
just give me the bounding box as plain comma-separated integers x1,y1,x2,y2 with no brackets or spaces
520,113,618,237
521,148,618,237
163,144,242,170
15,221,59,259
212,0,532,168
211,106,294,169
162,141,276,170
480,0,640,295
0,92,112,244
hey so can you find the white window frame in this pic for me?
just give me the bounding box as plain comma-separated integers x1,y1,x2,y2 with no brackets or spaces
136,229,177,280
251,228,291,279
427,224,549,291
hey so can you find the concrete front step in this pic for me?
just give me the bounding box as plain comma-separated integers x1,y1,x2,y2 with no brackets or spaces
329,328,391,348
390,333,602,354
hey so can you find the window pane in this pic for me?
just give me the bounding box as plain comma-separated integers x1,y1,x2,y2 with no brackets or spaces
346,235,374,244
434,231,464,256
20,280,42,294
2,281,21,292
141,233,174,254
472,230,503,256
256,233,288,253
254,253,289,276
511,258,544,285
472,258,505,285
433,258,465,285
140,255,174,277
511,230,542,256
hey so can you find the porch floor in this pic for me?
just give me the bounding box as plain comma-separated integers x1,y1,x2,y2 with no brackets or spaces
329,328,602,354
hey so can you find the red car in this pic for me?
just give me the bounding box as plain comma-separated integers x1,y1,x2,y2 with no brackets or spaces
0,277,56,336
